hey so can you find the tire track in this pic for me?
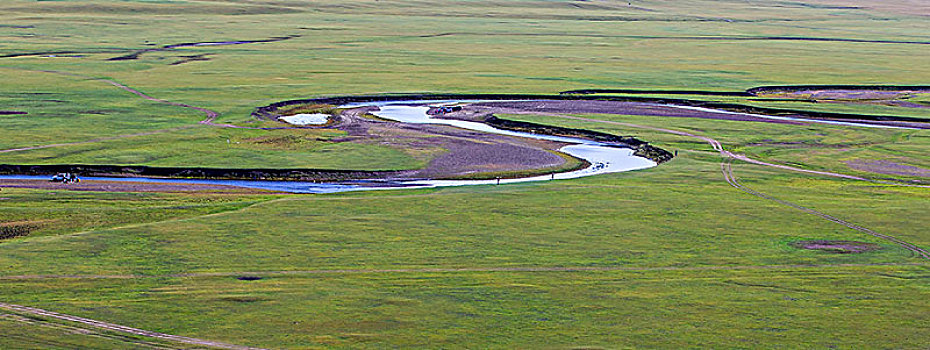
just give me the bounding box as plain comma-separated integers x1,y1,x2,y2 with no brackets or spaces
0,302,266,350
0,126,196,154
0,69,320,155
721,157,930,259
2,313,178,350
38,70,325,130
546,114,930,260
32,70,222,125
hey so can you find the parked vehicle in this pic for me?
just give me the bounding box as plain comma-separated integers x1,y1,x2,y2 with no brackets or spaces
50,173,79,183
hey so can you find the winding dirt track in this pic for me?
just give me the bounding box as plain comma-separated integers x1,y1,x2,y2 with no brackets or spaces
721,158,930,259
0,69,328,155
0,302,266,350
545,113,930,260
34,69,223,125
3,76,926,256
2,74,928,348
0,126,195,154
39,70,326,131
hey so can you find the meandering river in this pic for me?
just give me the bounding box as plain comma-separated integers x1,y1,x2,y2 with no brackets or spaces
0,101,656,193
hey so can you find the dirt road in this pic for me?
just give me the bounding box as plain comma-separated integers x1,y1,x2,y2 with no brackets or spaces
0,68,328,155
543,113,930,260
0,302,266,350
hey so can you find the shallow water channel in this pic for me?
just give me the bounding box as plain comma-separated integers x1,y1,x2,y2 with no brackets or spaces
365,103,656,188
0,101,656,193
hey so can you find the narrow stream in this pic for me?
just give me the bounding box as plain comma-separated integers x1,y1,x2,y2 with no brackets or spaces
366,103,656,188
5,99,915,193
0,101,656,193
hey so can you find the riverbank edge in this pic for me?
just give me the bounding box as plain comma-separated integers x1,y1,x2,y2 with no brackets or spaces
0,115,655,181
253,92,930,124
483,116,674,164
0,164,405,181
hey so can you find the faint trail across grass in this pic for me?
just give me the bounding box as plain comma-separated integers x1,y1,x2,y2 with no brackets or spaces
0,68,329,155
0,263,923,281
0,302,266,350
547,113,930,260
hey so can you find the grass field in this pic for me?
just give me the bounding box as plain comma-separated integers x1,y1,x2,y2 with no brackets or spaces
1,0,929,348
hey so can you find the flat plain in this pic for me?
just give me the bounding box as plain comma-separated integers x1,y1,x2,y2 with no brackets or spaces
1,0,928,348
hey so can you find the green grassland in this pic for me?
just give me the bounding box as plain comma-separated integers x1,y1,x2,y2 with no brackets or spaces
2,0,930,167
495,112,930,183
1,0,929,348
577,92,930,120
2,114,929,347
0,188,275,239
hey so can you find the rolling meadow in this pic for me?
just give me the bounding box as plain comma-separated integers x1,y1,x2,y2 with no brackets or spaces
1,0,928,348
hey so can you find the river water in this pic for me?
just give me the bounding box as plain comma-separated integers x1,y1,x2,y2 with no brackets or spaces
0,101,656,193
368,104,656,187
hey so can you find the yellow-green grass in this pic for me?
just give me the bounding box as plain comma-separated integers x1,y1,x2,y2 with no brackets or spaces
0,187,277,239
6,109,927,347
2,265,928,349
0,126,425,170
1,115,928,348
0,314,181,349
1,0,929,348
2,0,928,168
495,112,930,183
579,93,930,120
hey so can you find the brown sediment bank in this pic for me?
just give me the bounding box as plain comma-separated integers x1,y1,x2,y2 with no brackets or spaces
470,100,808,125
254,92,930,128
6,88,925,186
335,108,587,180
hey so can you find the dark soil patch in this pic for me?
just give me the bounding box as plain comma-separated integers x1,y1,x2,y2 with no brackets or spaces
170,54,211,66
77,110,113,115
236,276,263,281
217,295,267,303
107,52,142,61
0,111,27,115
791,240,881,254
0,222,40,240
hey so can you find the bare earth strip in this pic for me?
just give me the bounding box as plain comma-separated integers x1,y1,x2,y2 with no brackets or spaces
0,302,267,350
